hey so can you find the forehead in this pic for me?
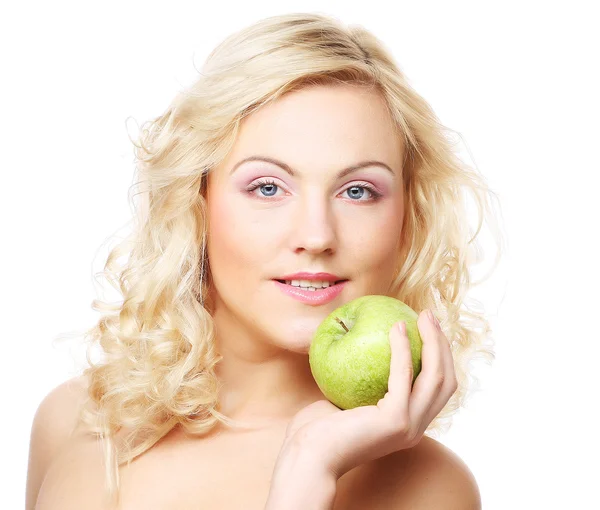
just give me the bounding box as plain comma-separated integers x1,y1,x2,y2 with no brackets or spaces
226,84,404,172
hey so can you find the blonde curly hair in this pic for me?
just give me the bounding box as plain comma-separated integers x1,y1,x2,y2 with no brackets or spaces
55,11,505,506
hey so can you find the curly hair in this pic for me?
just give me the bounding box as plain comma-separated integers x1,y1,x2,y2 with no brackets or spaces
54,11,506,506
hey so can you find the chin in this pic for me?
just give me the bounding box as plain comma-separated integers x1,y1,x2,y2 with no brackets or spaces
272,321,318,355
285,343,311,355
279,331,313,355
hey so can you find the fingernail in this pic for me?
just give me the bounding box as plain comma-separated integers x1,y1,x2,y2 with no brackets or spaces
397,321,406,334
428,309,441,331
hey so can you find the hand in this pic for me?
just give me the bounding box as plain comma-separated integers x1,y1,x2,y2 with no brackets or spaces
278,309,458,479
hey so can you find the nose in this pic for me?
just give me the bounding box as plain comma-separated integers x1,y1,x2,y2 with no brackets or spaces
291,193,338,256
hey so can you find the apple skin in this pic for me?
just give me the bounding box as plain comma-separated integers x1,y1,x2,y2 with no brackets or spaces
309,295,423,410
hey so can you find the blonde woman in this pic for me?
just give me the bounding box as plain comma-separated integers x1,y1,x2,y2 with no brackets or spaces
27,12,502,510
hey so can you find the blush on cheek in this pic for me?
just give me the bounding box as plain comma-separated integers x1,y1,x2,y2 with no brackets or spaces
207,189,265,275
207,194,238,263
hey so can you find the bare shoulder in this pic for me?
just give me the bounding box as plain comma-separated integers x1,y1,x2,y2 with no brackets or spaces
26,375,91,510
336,436,482,510
32,374,90,438
401,436,482,509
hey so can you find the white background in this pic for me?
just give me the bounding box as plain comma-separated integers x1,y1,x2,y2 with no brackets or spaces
2,1,598,508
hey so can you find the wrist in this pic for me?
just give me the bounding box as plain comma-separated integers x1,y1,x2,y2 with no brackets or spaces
265,446,337,510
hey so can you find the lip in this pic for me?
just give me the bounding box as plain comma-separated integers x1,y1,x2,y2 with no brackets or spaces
277,272,344,283
273,280,348,306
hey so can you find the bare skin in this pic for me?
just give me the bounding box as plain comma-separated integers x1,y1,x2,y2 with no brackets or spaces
32,376,464,510
28,84,480,509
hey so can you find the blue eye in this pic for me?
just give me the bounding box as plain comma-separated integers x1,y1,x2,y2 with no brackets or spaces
246,178,281,198
342,185,381,201
341,183,382,201
245,179,382,202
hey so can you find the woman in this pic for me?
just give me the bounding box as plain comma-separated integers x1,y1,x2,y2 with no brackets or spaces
27,12,502,509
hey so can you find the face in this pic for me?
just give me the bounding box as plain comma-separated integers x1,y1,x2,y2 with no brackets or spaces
205,83,405,354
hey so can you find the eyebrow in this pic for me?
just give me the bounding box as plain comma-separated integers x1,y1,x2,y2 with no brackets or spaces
229,155,396,179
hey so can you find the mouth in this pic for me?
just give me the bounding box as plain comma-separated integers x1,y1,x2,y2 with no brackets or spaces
274,279,348,289
272,279,349,306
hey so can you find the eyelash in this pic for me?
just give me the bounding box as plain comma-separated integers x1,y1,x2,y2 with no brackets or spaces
245,179,383,202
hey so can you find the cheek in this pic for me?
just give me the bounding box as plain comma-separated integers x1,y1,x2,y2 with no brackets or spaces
378,201,404,259
380,204,404,250
342,200,403,270
208,195,244,270
207,190,277,278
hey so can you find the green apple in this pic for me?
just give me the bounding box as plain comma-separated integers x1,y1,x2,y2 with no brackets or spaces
309,295,423,410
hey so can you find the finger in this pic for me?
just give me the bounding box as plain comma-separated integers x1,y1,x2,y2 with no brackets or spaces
379,321,412,418
408,310,445,424
423,319,459,425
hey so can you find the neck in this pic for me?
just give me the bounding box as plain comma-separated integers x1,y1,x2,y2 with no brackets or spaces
210,303,325,426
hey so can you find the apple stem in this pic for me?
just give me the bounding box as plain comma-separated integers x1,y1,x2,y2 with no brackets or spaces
335,317,349,332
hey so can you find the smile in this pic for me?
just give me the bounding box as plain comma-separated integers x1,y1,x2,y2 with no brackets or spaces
276,279,346,290
273,279,348,306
